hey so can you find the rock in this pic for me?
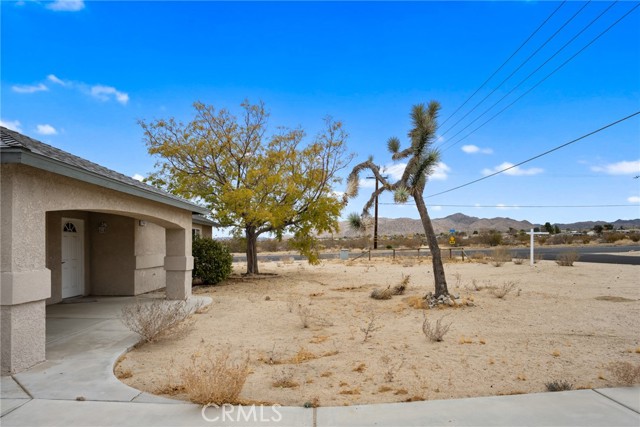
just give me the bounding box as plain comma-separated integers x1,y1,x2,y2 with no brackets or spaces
265,296,271,301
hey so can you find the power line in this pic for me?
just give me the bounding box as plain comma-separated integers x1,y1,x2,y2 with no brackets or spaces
439,1,567,129
440,1,618,152
425,111,640,198
440,1,587,138
439,1,640,152
379,203,638,208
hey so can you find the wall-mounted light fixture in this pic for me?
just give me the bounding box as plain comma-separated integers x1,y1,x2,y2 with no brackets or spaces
98,221,108,234
139,220,147,227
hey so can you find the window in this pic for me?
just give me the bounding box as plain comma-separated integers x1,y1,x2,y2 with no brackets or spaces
192,228,201,238
63,222,78,233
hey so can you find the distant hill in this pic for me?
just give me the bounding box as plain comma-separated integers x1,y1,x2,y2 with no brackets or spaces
326,213,640,238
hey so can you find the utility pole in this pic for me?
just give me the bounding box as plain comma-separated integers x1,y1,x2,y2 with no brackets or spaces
366,170,388,250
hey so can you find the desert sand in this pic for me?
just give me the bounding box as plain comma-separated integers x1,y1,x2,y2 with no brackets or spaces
116,256,640,407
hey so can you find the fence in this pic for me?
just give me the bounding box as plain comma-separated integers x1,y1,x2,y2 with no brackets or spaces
349,247,466,261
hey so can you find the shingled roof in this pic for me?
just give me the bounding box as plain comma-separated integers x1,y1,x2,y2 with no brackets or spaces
0,126,207,214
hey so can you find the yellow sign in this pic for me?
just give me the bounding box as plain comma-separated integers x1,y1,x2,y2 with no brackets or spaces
449,236,456,246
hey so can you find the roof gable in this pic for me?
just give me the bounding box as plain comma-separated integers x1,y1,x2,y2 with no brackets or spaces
1,126,207,215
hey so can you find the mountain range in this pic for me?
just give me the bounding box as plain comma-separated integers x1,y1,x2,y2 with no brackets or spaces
329,213,640,237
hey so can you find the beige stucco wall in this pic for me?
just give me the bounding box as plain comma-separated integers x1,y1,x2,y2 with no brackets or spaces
90,213,136,295
1,163,194,374
134,220,166,294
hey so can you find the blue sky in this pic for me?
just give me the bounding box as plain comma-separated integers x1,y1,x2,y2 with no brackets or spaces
2,0,639,228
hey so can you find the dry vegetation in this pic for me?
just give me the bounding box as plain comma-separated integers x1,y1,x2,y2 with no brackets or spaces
117,256,640,407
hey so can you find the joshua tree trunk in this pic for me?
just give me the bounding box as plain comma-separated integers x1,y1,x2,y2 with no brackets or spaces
414,192,449,297
245,226,259,275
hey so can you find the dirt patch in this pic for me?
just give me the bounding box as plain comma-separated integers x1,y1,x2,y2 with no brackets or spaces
595,296,636,302
117,257,640,407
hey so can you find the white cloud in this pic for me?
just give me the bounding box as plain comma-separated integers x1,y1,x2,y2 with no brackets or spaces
462,144,493,154
0,119,22,132
46,0,85,12
482,162,543,176
89,85,129,105
35,124,57,135
431,162,450,180
591,160,640,176
381,163,406,181
11,83,48,94
431,205,442,211
132,174,145,182
628,196,640,204
47,74,68,86
496,204,519,210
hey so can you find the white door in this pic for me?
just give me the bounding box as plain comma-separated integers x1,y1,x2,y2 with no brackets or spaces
61,218,84,298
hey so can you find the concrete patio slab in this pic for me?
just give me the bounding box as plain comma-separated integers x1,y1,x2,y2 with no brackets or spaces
0,399,30,417
0,376,30,399
315,389,640,427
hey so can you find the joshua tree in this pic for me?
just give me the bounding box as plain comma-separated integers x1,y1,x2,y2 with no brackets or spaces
344,101,448,297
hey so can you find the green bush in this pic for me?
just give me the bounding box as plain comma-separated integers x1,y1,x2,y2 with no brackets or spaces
192,237,233,285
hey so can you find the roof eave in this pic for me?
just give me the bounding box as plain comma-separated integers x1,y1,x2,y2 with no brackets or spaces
1,148,208,215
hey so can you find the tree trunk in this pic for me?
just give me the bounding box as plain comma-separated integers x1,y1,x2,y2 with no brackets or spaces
245,226,259,275
414,193,449,297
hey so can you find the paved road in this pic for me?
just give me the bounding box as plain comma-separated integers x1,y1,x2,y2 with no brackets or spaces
233,245,640,265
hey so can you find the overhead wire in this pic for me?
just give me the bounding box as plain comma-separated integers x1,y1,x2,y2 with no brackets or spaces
425,111,640,199
439,1,639,153
439,1,567,129
440,1,589,138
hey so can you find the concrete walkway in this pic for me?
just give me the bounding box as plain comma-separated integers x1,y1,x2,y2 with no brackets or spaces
1,295,638,426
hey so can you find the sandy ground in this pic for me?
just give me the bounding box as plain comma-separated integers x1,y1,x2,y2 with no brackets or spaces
116,257,640,407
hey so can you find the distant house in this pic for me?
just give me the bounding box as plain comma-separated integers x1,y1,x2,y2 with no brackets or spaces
0,126,209,374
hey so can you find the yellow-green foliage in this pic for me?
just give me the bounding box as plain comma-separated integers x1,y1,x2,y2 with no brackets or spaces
140,101,352,273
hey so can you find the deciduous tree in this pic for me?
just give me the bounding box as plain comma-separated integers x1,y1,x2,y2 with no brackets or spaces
344,101,449,297
140,101,352,275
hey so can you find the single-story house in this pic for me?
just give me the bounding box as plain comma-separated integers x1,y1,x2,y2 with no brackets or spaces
0,126,212,374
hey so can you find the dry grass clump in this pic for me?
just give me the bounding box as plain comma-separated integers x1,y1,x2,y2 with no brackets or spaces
272,370,299,389
180,347,250,405
392,275,410,295
491,247,512,267
556,251,580,266
422,314,452,342
370,286,393,300
608,361,640,386
491,281,518,299
371,275,411,300
120,299,190,343
545,380,573,391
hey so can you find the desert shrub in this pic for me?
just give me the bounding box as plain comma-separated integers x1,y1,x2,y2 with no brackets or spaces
360,311,382,342
556,251,579,266
513,255,526,265
370,287,393,300
608,361,640,386
545,380,573,392
602,232,625,244
120,299,189,343
392,275,410,295
628,232,640,243
547,234,574,245
479,231,502,247
181,347,250,405
192,237,233,285
490,247,511,267
581,235,592,244
491,281,517,299
422,315,452,342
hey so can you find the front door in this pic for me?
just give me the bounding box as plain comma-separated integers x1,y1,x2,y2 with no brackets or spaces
61,218,84,298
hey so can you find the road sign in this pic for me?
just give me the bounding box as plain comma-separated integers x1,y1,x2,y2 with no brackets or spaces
449,236,456,246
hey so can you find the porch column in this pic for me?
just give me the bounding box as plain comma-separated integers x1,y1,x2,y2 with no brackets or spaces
164,228,193,300
1,168,50,374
